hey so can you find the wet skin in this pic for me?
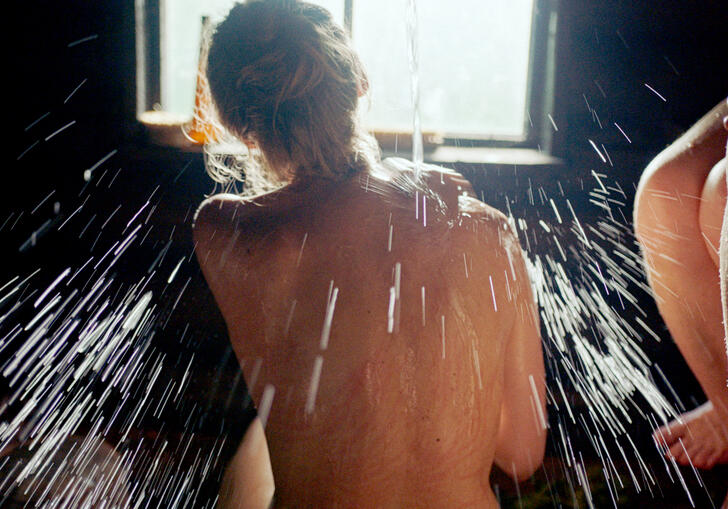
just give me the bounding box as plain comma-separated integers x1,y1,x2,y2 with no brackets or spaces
194,163,545,508
635,100,728,475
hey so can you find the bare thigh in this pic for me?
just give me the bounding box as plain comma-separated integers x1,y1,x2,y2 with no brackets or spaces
634,154,728,418
699,157,728,268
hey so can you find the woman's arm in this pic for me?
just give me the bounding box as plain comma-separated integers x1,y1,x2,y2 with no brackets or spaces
493,236,546,481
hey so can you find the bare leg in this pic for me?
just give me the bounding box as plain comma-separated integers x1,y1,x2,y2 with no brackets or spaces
719,111,728,509
634,101,728,470
721,109,728,380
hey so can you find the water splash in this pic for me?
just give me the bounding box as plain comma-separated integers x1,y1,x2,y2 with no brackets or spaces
405,0,424,176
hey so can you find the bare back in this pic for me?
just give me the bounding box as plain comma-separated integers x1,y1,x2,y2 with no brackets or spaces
194,161,543,507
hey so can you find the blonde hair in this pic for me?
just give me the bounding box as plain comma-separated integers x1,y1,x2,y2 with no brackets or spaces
206,0,379,197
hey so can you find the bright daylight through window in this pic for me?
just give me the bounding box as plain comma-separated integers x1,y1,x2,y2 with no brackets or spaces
149,0,536,141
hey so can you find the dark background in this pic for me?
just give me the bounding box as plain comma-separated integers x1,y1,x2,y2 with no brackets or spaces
4,0,727,507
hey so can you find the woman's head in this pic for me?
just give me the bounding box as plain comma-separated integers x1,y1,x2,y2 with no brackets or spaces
207,0,377,189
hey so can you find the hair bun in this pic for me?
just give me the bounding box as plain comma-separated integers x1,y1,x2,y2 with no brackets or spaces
207,0,378,194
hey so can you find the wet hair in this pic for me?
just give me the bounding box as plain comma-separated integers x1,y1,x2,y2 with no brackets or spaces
206,0,379,194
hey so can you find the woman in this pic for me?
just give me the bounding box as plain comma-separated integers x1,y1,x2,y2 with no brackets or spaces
634,100,728,478
194,1,545,507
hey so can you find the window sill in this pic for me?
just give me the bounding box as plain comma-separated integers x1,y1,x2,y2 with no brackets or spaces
135,117,562,168
138,112,202,152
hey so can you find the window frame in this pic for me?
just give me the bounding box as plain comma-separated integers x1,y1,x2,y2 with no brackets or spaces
136,0,557,152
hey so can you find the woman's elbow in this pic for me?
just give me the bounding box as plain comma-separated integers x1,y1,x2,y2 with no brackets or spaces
512,440,546,481
494,429,546,482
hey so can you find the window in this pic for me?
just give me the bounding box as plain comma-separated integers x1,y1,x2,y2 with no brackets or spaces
137,0,555,148
353,0,534,139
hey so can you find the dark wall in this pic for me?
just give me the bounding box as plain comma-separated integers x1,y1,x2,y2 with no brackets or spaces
9,1,135,154
553,0,726,167
7,1,192,275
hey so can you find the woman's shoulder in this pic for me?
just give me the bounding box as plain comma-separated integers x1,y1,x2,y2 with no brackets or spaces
377,158,509,226
193,184,301,232
193,193,246,235
192,183,322,259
